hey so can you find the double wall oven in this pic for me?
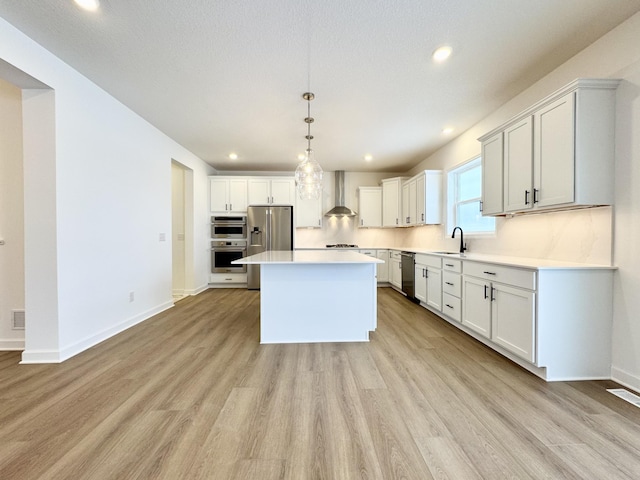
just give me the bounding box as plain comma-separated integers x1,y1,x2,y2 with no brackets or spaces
211,216,247,273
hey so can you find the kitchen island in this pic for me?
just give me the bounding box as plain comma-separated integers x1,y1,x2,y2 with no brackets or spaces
233,250,382,344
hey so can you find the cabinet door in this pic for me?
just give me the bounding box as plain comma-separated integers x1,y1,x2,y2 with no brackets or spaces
376,250,389,282
382,180,400,227
492,283,536,362
408,179,417,226
210,178,229,212
401,182,410,225
481,132,504,215
247,178,270,205
503,117,533,212
534,92,575,208
358,188,382,227
416,174,425,224
296,196,322,228
415,264,427,303
271,178,295,204
390,259,402,288
426,267,442,311
462,276,491,338
228,178,248,212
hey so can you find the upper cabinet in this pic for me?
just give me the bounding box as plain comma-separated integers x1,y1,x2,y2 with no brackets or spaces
210,177,248,213
357,186,382,228
381,177,406,227
296,195,323,228
400,171,442,226
479,78,620,216
248,177,295,205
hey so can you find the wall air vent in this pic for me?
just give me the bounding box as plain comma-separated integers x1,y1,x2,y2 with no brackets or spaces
11,310,25,330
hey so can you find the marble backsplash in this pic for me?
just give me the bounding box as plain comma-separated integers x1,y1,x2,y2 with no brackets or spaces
296,206,613,265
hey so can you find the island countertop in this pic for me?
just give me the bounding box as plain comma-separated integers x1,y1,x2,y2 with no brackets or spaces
234,250,383,265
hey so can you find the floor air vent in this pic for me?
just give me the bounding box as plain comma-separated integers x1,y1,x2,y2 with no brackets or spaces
607,388,640,408
11,310,25,330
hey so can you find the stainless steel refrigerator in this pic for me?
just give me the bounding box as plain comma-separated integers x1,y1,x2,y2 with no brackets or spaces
247,205,294,289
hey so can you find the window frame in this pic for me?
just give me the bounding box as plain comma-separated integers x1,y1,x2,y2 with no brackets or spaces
446,156,496,236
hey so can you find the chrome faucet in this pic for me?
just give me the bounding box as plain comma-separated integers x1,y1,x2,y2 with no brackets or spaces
451,226,467,255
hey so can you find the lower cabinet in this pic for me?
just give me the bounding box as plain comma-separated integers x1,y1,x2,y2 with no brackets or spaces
415,254,442,311
360,249,389,284
389,251,402,289
462,262,536,362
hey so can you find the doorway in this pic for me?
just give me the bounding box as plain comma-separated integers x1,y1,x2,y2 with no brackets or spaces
171,160,194,301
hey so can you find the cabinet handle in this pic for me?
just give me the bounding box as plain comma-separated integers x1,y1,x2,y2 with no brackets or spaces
445,263,454,267
490,287,496,301
445,304,454,309
229,203,232,210
479,200,483,212
396,218,399,225
318,219,321,226
483,271,496,275
445,281,454,286
361,219,364,226
225,203,228,211
421,213,424,221
524,190,530,205
484,285,488,299
271,196,274,203
533,188,539,204
425,269,429,278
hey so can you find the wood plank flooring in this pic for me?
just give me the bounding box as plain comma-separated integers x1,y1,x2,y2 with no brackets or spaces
2,287,640,479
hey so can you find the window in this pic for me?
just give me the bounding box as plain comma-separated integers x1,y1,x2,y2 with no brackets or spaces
447,157,495,234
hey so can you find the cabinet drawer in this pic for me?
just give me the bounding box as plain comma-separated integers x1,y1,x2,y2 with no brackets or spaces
442,258,462,273
415,253,442,268
442,271,461,297
463,261,536,290
389,250,402,260
442,293,461,322
359,250,376,256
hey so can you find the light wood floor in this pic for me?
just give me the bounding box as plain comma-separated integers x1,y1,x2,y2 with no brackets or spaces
2,288,640,479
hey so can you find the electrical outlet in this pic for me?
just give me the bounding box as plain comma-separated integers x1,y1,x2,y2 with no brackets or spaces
129,291,135,302
159,233,166,242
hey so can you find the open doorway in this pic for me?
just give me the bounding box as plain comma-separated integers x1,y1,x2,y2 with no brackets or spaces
171,160,194,301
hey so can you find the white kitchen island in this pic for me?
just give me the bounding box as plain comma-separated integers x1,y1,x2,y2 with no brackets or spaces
233,250,382,344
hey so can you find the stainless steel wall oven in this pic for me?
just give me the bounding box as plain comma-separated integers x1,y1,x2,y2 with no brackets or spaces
211,215,247,239
211,240,247,273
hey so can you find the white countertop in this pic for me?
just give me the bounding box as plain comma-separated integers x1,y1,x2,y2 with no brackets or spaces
294,247,614,270
234,250,384,265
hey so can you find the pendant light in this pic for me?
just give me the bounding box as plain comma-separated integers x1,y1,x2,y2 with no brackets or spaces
295,92,324,200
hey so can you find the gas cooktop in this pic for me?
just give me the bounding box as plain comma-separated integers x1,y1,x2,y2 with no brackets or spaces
326,244,359,248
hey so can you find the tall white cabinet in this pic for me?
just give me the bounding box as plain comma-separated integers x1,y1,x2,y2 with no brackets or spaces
479,78,620,215
210,177,248,214
357,187,382,227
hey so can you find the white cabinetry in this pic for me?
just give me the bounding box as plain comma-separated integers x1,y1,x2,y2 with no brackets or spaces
248,177,295,205
414,254,442,311
361,249,388,283
462,262,536,362
442,259,462,321
376,250,389,283
479,78,620,215
209,177,248,213
381,177,407,227
296,195,323,228
481,132,503,215
357,187,382,227
389,250,402,289
401,171,442,226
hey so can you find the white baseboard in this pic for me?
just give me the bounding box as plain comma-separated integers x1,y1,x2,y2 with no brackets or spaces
611,366,640,394
20,300,174,364
187,283,209,295
0,338,25,351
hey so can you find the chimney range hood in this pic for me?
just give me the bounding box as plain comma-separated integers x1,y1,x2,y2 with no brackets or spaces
325,171,357,217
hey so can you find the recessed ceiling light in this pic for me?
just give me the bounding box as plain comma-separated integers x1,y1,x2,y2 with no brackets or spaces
432,45,452,63
228,153,238,160
442,127,454,135
74,0,100,11
364,154,373,162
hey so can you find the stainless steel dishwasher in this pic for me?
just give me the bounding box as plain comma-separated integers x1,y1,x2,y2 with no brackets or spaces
400,251,415,300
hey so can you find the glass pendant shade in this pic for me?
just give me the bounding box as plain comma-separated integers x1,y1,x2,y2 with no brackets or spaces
295,148,323,200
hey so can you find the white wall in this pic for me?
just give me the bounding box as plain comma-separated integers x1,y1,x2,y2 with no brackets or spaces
0,17,215,362
409,12,640,390
0,77,25,349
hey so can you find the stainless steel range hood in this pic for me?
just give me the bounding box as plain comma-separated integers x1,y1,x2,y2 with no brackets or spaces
325,170,357,217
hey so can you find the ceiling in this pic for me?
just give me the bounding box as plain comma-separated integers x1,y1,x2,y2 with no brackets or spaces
1,1,639,173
